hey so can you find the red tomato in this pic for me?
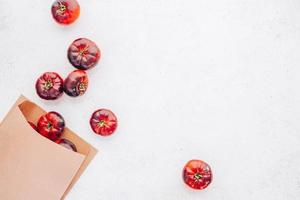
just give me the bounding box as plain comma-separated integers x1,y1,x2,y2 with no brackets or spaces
182,159,213,190
51,0,80,25
68,38,101,70
90,109,118,136
35,72,64,100
64,70,88,97
37,112,65,141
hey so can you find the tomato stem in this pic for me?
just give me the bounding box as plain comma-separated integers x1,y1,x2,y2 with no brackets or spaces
98,120,106,127
78,83,87,94
58,2,66,12
194,173,202,180
44,80,53,90
79,46,89,56
47,122,53,129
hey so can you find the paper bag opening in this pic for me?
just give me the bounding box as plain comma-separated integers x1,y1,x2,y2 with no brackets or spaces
0,96,97,200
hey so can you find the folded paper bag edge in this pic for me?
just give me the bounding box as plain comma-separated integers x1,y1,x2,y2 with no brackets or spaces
62,143,97,199
18,99,95,156
18,95,99,199
0,95,98,200
0,97,86,199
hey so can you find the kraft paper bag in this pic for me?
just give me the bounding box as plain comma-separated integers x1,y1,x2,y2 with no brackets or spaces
0,95,97,200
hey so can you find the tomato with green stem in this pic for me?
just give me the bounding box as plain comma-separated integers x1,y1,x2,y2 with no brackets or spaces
37,112,65,141
182,160,212,190
35,72,64,100
51,0,80,25
64,70,88,97
68,38,101,70
90,109,118,136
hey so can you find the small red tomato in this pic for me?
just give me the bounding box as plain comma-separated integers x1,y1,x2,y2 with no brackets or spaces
90,109,118,136
55,138,77,152
68,38,101,70
182,160,213,190
64,70,88,97
51,0,80,25
35,72,64,100
37,112,65,141
28,121,37,131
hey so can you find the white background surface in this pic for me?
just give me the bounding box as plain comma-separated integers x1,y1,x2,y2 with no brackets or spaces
0,0,300,199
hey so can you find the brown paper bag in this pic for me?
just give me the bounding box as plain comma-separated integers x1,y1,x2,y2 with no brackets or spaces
0,95,97,200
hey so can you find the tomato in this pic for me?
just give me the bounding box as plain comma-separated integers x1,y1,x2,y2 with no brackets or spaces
90,109,118,136
37,112,65,141
64,70,88,97
68,38,101,70
35,72,64,100
182,159,212,190
51,0,80,25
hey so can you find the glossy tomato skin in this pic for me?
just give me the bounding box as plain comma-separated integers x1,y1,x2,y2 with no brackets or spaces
51,0,80,25
183,160,212,190
37,112,65,141
90,109,118,136
55,138,77,152
35,72,64,100
68,38,101,70
64,70,88,97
